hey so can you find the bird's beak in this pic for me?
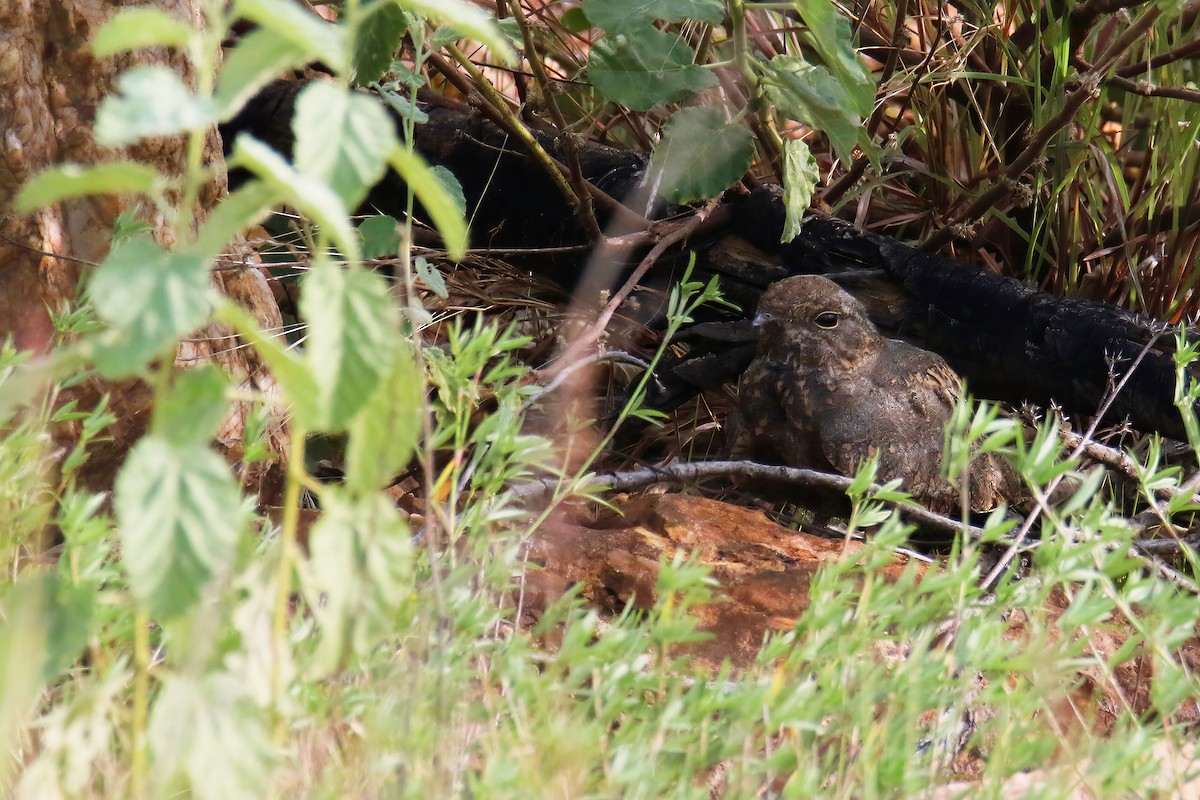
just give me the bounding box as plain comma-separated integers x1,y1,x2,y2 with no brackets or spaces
752,312,771,329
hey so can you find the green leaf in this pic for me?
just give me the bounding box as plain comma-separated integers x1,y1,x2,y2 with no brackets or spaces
233,0,347,74
793,0,875,116
582,0,723,34
301,260,401,431
0,574,92,691
191,180,280,260
378,86,430,124
15,162,166,212
430,165,467,216
293,82,396,209
213,27,311,119
94,66,216,146
589,25,718,111
351,1,409,86
644,107,754,204
561,6,592,32
87,234,215,378
395,0,516,65
388,146,468,260
91,7,195,55
345,343,424,495
415,256,448,298
116,437,245,619
360,214,401,259
760,55,869,164
149,673,274,800
0,577,52,757
152,365,230,447
301,490,413,673
230,136,361,263
781,138,818,243
215,301,322,428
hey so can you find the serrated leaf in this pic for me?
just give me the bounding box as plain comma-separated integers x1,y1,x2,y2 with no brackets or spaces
760,55,868,164
300,261,400,431
230,136,361,263
213,27,311,119
152,365,229,446
793,0,875,116
352,1,409,86
582,0,723,34
301,491,413,673
781,138,818,243
91,7,195,55
95,66,216,146
360,214,400,259
15,162,166,212
293,82,396,209
430,165,466,216
87,234,215,378
345,343,423,495
589,26,717,110
149,673,274,800
396,0,516,65
233,0,347,74
116,437,245,619
643,106,754,204
388,146,468,260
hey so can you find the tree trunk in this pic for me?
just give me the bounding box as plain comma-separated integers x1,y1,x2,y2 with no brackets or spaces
0,0,287,495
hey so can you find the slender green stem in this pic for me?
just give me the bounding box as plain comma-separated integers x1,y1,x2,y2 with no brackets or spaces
131,609,150,800
271,423,306,741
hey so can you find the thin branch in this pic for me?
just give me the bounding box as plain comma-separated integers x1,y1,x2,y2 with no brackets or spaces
508,459,989,540
920,3,1168,252
545,201,728,374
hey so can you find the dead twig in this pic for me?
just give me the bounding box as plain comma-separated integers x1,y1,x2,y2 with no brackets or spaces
508,458,990,541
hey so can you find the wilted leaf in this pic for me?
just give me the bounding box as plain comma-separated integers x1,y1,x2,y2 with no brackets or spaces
781,138,818,243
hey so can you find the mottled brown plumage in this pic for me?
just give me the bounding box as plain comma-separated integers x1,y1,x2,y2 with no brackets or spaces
730,275,1012,513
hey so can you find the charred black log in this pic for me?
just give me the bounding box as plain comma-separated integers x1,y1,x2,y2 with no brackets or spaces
221,79,1195,440
728,186,1191,440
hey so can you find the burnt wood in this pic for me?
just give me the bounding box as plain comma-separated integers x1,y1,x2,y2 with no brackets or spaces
220,79,1194,440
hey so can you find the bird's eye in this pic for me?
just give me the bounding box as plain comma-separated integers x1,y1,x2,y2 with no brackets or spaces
814,311,840,329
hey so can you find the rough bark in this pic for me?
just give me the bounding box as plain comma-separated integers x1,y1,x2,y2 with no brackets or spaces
0,0,287,494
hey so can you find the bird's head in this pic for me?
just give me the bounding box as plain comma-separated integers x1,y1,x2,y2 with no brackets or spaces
753,275,883,369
